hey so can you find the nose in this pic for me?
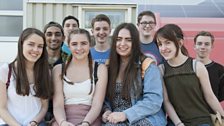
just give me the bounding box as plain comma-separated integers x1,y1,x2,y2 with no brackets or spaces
99,29,104,34
159,44,166,51
76,44,82,50
145,23,150,27
201,43,206,48
33,46,40,52
120,39,126,46
52,34,57,40
69,25,74,30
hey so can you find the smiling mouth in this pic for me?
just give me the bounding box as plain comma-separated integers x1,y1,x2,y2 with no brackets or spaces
30,53,39,57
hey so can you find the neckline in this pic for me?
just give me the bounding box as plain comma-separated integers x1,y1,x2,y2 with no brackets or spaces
167,57,190,68
63,75,91,84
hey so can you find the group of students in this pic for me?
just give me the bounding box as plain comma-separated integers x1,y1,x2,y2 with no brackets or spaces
0,10,224,126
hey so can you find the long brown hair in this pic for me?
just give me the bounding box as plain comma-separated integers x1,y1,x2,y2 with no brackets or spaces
11,28,53,99
154,24,189,56
61,29,94,94
107,23,143,103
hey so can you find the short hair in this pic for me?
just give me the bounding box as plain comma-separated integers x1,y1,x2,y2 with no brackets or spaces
62,15,79,28
91,14,111,28
43,21,64,36
137,11,156,24
194,31,215,44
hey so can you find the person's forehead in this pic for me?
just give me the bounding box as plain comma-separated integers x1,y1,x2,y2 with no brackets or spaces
140,15,155,21
46,26,62,32
93,21,110,27
65,19,78,24
196,36,212,42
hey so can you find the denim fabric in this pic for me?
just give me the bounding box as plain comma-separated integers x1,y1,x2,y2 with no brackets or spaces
123,64,167,126
198,124,210,126
103,64,167,126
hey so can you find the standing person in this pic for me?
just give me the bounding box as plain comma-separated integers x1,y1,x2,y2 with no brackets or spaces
52,29,108,126
0,28,53,126
155,24,224,126
194,31,224,105
62,15,79,56
44,21,68,69
102,23,166,126
137,11,163,65
43,21,68,123
90,14,111,64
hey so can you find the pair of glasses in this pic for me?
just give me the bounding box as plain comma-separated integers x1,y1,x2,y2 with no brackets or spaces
140,21,156,27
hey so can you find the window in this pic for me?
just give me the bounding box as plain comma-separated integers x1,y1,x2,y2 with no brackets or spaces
0,16,23,36
0,0,23,42
85,10,125,29
77,4,136,33
0,0,22,10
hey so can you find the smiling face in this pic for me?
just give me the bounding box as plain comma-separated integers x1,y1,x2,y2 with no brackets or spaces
157,36,177,60
138,15,156,38
194,36,213,59
69,33,90,60
63,19,79,37
45,26,64,50
116,28,132,59
23,34,44,63
91,21,111,44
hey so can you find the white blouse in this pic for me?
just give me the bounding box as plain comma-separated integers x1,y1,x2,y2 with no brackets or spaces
0,63,42,126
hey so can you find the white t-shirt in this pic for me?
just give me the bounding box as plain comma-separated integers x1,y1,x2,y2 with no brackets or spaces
0,63,42,126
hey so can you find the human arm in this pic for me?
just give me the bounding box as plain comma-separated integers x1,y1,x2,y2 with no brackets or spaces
81,64,108,125
157,64,185,126
121,64,163,124
27,99,48,126
0,80,21,126
52,65,74,126
163,82,184,126
102,97,113,123
218,72,224,108
196,62,224,116
0,64,21,126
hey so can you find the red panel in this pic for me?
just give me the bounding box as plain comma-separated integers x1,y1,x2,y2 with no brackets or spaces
157,17,224,65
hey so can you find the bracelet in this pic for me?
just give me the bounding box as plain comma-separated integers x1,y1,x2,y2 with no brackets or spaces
82,121,90,126
59,119,66,126
175,122,183,126
29,120,38,126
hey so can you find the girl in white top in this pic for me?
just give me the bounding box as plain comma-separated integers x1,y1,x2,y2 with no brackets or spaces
0,28,53,126
53,29,108,126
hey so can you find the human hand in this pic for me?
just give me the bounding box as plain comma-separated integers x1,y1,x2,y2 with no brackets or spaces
28,121,38,126
60,120,75,126
176,122,185,126
107,112,127,124
77,123,89,126
102,110,112,123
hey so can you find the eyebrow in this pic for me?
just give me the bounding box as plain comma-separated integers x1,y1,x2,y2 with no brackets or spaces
46,31,61,33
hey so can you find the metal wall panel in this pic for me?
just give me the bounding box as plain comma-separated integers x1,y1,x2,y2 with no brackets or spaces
26,2,78,30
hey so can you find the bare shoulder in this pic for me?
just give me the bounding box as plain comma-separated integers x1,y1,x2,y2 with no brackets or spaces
98,64,107,70
97,64,108,78
52,64,63,76
195,60,208,77
196,60,206,71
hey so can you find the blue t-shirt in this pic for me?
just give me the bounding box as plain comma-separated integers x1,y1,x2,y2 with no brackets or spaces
61,42,71,56
90,48,110,64
140,41,163,65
